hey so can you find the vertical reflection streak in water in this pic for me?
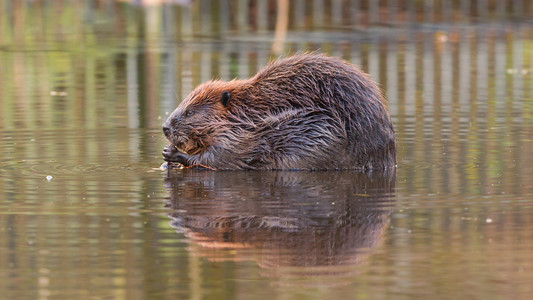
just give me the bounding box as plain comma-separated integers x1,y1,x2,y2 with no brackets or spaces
441,30,452,122
405,32,416,121
219,0,230,36
12,53,27,129
368,38,379,87
85,52,96,129
433,31,444,194
401,32,415,193
405,0,415,23
201,48,211,83
391,0,400,24
329,41,340,61
458,27,470,126
378,39,388,101
369,0,379,24
313,0,324,29
192,51,201,93
161,7,177,116
350,0,360,26
189,0,200,36
451,30,463,195
349,39,361,69
257,43,269,79
238,0,250,33
423,32,434,121
181,50,192,103
238,45,249,79
525,29,533,193
489,27,500,188
175,47,184,102
161,47,177,116
387,40,399,118
515,0,525,17
466,29,480,191
440,0,450,22
331,0,342,27
431,30,441,185
445,29,454,193
257,0,268,31
514,30,524,116
181,3,192,39
481,27,494,192
478,0,488,18
460,0,470,20
478,28,489,124
494,28,506,130
394,39,405,147
219,42,229,83
247,50,256,78
415,33,429,186
200,0,211,37
458,29,475,193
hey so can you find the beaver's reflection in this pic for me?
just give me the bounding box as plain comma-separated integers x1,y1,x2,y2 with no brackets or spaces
164,170,395,277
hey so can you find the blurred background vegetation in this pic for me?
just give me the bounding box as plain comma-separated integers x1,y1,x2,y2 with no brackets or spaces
1,0,531,129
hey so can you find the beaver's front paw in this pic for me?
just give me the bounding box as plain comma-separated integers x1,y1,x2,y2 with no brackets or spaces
162,145,191,166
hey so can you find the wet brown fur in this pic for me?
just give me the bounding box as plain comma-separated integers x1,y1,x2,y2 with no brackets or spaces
162,53,396,170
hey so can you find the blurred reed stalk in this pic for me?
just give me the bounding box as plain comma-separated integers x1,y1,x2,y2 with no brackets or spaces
272,0,289,55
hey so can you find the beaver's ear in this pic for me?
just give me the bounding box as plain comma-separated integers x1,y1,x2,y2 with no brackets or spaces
221,91,231,107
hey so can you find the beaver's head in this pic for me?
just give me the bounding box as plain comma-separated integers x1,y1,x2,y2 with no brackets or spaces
162,81,240,155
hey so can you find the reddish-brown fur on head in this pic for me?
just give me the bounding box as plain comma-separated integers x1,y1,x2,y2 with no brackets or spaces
162,80,249,155
162,53,396,170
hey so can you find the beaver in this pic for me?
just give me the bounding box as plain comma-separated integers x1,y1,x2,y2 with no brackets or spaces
162,53,396,170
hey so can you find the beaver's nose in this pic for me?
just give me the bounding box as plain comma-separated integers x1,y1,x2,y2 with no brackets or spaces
162,125,171,138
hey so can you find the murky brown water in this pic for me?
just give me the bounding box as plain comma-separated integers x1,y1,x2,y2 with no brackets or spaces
1,1,533,299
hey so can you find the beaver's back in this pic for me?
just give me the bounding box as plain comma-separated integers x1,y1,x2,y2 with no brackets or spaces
243,54,396,170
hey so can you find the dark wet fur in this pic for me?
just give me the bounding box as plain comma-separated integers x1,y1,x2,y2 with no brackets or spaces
162,53,396,170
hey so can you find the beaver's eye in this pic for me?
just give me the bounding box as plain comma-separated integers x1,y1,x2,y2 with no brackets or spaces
221,91,231,107
185,110,194,117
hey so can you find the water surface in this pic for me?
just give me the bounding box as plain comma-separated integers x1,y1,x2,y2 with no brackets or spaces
1,1,533,299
